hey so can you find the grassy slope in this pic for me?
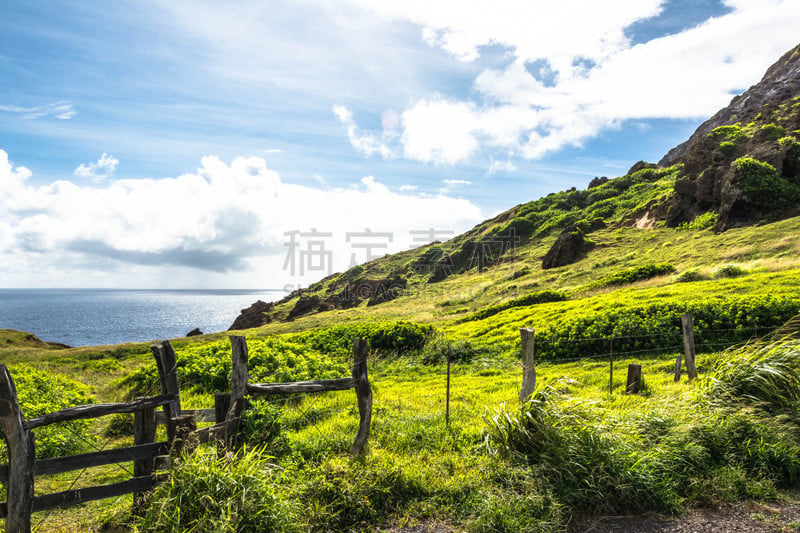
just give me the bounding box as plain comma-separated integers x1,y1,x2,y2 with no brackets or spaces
2,160,800,530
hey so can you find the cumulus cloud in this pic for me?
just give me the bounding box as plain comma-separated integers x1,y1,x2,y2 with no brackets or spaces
0,149,483,287
345,0,800,164
333,105,394,158
74,153,119,179
0,101,76,120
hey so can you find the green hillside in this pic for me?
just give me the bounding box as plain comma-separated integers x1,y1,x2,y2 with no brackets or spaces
3,45,800,533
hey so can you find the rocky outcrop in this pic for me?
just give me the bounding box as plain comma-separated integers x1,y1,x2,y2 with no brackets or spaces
542,225,595,269
660,44,800,229
186,328,203,337
660,45,800,167
228,300,274,330
587,176,609,189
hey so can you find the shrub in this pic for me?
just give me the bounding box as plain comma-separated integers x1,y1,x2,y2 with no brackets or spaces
677,211,718,231
293,321,434,358
533,295,800,361
713,264,748,279
674,268,706,282
761,122,786,139
484,375,800,517
718,141,738,156
239,399,290,455
418,335,500,364
589,263,676,289
709,124,746,142
456,291,567,324
733,156,799,211
0,366,95,460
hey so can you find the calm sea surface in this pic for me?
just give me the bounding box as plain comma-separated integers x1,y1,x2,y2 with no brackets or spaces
0,289,284,347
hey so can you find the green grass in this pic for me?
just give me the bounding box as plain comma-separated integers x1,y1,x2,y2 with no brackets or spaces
3,174,800,530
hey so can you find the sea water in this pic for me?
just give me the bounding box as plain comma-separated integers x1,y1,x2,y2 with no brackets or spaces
0,289,284,347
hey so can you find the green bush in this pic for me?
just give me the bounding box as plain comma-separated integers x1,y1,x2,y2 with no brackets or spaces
418,335,500,364
533,295,800,361
456,290,567,324
718,141,738,156
702,339,800,412
674,268,706,282
678,211,718,231
292,321,434,358
589,263,676,289
733,157,800,211
713,264,748,279
761,122,786,139
239,399,290,455
709,124,747,142
0,366,95,460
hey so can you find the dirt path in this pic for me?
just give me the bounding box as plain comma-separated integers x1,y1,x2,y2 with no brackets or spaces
381,500,800,532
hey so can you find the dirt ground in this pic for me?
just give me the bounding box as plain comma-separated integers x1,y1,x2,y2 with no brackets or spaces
380,499,800,532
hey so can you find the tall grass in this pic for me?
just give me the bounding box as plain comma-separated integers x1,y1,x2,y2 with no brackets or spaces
703,339,800,411
135,448,297,533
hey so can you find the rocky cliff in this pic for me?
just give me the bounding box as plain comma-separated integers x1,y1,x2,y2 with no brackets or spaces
661,44,800,229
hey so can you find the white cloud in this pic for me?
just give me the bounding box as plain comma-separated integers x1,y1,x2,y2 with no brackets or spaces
333,105,395,158
0,101,76,120
398,184,418,191
401,97,481,164
486,160,516,175
0,149,483,287
345,0,800,163
443,179,470,187
74,153,120,179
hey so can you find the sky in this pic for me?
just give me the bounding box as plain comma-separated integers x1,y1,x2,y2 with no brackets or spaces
1,0,799,290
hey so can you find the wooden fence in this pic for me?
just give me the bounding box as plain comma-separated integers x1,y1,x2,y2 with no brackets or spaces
0,335,372,533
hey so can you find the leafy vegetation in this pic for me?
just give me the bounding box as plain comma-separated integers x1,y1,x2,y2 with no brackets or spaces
123,336,349,396
455,290,567,323
0,366,95,460
587,263,676,289
678,211,717,230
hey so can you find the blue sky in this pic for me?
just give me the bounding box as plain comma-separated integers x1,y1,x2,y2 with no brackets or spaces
1,0,799,289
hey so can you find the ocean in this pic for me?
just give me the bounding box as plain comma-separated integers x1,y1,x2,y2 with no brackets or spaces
0,289,285,347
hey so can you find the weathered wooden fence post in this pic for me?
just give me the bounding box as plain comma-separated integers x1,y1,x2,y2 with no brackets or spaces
0,364,34,533
445,348,451,426
167,414,197,455
214,392,232,456
351,338,372,456
133,405,156,513
609,335,614,394
626,364,643,394
151,340,182,419
519,328,536,402
226,336,249,448
151,340,184,455
681,313,698,381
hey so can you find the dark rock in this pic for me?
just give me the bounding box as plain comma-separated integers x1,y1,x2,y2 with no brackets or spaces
627,161,656,175
287,295,323,321
186,328,203,337
542,228,595,269
587,176,609,189
229,300,274,330
367,275,408,306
